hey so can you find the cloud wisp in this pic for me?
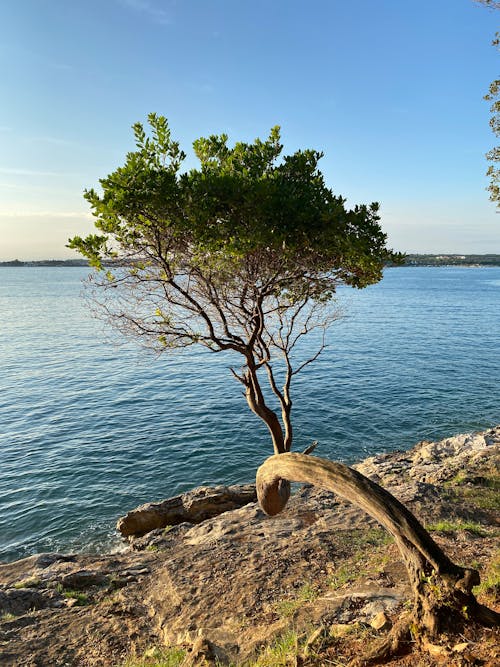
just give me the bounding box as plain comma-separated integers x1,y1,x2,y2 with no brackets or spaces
118,0,172,25
26,135,85,148
0,167,65,177
0,211,93,219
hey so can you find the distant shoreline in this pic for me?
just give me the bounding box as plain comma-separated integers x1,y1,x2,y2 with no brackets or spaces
1,254,500,268
0,259,89,267
402,253,500,267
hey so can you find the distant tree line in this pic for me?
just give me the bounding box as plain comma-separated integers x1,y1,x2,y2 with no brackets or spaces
2,255,500,268
0,259,119,267
0,259,89,267
403,254,500,266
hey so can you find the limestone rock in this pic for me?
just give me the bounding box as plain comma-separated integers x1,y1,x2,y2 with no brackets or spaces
60,569,108,589
329,622,361,638
369,611,392,631
0,426,498,667
452,642,470,653
33,553,77,569
0,588,49,615
117,484,257,537
181,636,218,666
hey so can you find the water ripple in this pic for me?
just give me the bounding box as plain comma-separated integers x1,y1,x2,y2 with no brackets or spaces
0,266,499,562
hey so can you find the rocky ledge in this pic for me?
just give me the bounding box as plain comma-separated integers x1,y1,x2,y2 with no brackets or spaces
117,484,257,538
0,427,498,666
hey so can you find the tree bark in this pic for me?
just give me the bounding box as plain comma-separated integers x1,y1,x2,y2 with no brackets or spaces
243,383,286,454
242,358,287,455
256,453,499,663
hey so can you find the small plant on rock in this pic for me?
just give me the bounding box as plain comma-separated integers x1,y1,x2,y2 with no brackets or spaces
122,646,186,667
13,577,40,589
63,590,89,606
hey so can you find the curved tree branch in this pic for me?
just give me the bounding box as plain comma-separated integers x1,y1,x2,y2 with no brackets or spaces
256,453,499,662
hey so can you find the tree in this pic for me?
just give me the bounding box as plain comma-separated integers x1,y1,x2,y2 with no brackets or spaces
474,1,500,208
257,453,500,664
474,0,500,9
485,34,500,208
70,116,498,662
69,114,398,455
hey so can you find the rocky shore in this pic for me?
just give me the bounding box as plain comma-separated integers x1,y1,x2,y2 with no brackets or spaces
0,427,498,666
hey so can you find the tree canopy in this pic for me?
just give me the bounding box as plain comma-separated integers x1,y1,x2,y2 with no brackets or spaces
69,115,399,454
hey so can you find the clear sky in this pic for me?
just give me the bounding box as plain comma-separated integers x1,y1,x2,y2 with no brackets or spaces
1,0,498,260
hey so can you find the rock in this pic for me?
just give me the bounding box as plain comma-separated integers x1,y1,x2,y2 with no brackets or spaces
60,570,108,589
304,626,326,653
1,426,498,667
423,641,451,658
356,594,400,620
130,523,192,551
369,611,392,631
453,642,470,653
181,636,218,666
117,484,257,537
119,567,150,578
354,426,500,488
0,588,49,615
33,553,77,569
329,622,361,638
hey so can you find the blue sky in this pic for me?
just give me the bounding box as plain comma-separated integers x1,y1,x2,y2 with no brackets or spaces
0,0,498,259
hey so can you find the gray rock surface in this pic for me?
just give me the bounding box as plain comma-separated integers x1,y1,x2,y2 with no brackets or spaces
355,425,500,485
117,484,257,537
0,426,498,667
0,589,50,615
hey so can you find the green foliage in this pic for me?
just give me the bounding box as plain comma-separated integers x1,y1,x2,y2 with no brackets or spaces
444,469,500,511
404,253,500,266
63,590,89,605
122,646,186,667
475,1,500,207
345,527,392,548
473,549,500,599
69,113,397,291
248,630,300,667
328,561,361,590
426,520,488,536
69,115,398,453
54,582,90,605
273,582,318,618
1,613,17,622
485,70,500,207
13,577,40,589
328,529,393,590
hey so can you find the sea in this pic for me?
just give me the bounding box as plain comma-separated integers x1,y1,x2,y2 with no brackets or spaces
0,266,499,563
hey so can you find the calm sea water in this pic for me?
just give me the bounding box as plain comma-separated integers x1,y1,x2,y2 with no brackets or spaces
1,266,499,562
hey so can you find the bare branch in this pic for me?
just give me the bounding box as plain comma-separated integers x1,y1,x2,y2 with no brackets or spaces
301,440,318,455
229,367,246,385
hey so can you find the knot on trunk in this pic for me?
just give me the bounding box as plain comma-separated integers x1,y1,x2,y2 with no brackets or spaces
256,476,291,516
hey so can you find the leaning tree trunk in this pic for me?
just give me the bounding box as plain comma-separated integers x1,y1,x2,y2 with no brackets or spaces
256,453,499,665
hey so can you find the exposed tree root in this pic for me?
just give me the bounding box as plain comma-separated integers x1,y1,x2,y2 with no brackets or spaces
350,619,413,666
256,453,500,665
